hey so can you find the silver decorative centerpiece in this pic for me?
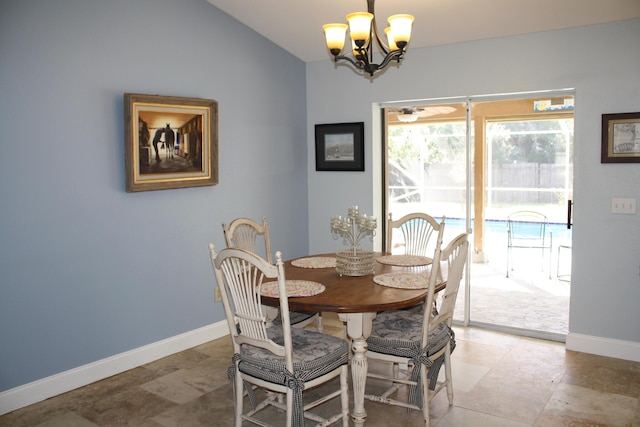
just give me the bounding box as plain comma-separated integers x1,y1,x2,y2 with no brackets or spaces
331,206,377,276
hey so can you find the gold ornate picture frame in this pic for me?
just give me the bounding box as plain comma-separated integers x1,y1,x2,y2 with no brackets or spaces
124,93,218,192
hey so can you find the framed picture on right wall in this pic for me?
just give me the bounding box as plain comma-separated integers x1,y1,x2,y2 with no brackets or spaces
601,112,640,163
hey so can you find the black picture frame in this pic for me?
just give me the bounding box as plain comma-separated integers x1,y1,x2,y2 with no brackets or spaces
601,112,640,163
315,122,364,171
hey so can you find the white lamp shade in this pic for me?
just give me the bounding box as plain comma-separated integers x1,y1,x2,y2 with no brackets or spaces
347,12,373,43
387,14,414,44
323,23,348,52
384,27,398,51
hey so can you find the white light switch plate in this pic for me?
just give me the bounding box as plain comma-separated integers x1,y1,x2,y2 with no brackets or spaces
611,197,636,214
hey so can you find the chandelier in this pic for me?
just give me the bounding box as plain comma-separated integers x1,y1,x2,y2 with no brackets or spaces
323,0,414,78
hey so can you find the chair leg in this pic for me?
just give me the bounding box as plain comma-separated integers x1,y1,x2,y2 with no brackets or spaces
444,347,453,405
317,313,324,333
421,364,430,425
234,367,243,427
286,390,293,427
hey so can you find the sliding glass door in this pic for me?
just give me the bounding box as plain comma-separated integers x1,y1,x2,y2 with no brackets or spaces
382,92,574,340
385,102,470,237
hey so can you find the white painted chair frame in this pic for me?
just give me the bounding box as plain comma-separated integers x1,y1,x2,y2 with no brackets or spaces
223,216,323,332
209,245,350,427
364,233,469,425
386,212,446,257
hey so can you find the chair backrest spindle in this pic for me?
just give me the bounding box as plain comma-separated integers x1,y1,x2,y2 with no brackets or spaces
386,212,446,257
210,245,290,357
223,216,273,264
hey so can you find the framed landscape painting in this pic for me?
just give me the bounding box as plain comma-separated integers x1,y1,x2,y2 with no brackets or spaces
601,112,640,163
315,122,364,171
124,93,218,192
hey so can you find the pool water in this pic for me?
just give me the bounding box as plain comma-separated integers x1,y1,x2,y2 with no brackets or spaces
439,217,572,244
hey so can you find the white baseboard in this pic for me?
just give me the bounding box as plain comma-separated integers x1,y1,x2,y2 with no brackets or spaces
0,321,229,416
566,332,640,362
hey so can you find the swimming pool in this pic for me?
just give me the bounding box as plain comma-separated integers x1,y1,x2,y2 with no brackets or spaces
437,217,572,243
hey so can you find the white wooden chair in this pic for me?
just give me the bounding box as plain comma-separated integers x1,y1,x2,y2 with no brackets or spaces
387,212,446,314
209,245,350,427
386,212,446,257
223,216,323,331
364,233,469,425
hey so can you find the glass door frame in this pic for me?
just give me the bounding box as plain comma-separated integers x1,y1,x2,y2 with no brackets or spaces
377,96,473,326
376,88,575,337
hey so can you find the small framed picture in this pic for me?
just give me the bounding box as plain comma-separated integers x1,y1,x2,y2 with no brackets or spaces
315,122,364,171
124,93,218,192
601,112,640,163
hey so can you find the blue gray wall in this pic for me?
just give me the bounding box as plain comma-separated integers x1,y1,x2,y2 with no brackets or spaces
0,0,308,392
306,19,640,348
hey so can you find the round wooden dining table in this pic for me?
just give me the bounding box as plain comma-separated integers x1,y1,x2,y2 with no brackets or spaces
261,252,440,426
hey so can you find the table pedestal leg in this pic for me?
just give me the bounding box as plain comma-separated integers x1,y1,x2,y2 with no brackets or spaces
263,305,278,327
339,312,375,427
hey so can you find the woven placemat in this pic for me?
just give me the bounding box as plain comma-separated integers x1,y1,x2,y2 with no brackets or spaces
291,256,337,269
377,255,432,267
373,272,430,289
261,280,326,298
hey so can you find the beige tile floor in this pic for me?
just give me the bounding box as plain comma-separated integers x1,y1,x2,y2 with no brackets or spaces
2,313,639,427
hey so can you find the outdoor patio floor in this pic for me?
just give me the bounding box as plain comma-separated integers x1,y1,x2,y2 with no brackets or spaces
454,241,571,339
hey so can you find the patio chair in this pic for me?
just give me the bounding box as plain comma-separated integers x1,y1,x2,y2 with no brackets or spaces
506,210,553,279
209,245,350,427
223,216,323,331
364,233,469,425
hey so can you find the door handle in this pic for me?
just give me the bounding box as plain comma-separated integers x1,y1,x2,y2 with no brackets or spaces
567,200,573,229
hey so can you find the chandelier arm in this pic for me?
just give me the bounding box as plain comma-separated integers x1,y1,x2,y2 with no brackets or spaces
355,46,373,70
333,54,366,70
377,50,404,70
370,16,390,57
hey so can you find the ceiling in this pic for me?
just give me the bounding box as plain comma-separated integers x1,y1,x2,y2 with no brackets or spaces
206,0,640,63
